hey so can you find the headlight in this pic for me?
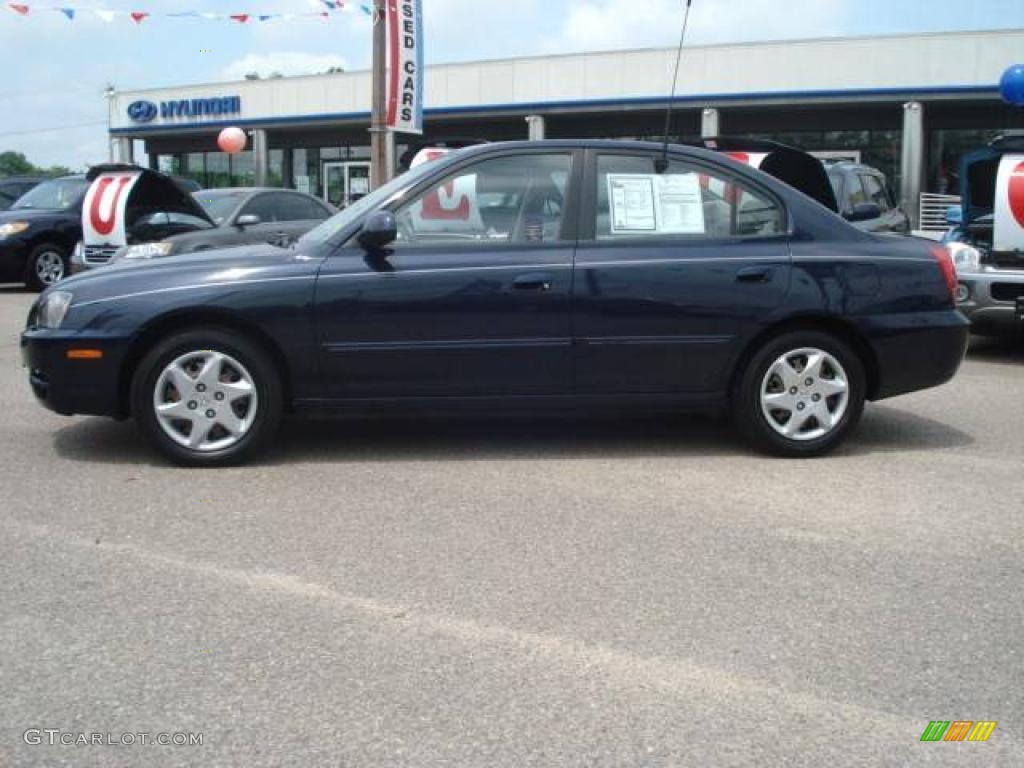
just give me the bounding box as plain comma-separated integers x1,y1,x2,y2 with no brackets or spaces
0,221,30,239
37,290,73,329
118,241,174,261
947,242,982,274
71,241,84,264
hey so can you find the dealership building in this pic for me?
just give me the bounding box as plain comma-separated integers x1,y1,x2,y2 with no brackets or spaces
107,27,1024,227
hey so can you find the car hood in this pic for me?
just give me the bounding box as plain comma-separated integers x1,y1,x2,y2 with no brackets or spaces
959,133,1024,225
57,241,318,302
85,164,214,226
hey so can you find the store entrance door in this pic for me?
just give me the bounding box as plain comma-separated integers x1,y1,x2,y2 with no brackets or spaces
323,161,372,209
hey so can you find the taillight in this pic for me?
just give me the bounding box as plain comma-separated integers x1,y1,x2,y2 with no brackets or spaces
930,245,958,302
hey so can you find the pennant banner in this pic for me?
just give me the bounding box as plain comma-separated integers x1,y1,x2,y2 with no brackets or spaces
4,1,370,22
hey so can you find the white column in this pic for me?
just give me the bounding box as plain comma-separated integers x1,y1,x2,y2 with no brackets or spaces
110,137,133,164
525,114,546,141
252,129,269,187
701,108,720,138
900,101,925,230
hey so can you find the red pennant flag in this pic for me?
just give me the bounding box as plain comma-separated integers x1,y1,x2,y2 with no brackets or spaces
130,11,148,23
8,3,30,14
230,13,249,22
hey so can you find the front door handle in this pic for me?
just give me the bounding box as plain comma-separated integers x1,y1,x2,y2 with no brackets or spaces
736,266,775,283
513,273,554,292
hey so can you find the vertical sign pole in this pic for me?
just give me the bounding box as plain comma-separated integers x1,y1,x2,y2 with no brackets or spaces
369,0,388,190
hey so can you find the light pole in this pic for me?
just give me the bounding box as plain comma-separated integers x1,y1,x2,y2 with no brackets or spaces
369,0,388,190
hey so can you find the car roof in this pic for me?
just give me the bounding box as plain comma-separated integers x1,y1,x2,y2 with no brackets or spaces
0,176,45,183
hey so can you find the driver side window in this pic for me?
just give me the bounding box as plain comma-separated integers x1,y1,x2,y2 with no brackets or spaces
394,154,571,246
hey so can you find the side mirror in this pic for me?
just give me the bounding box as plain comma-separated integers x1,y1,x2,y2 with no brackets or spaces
236,213,260,227
945,205,963,226
845,203,882,223
357,210,397,250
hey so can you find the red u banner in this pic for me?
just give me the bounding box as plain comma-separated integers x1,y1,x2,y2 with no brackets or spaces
81,171,143,248
386,0,424,134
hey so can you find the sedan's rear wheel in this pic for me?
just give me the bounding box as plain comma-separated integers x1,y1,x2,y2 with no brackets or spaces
132,329,282,466
734,330,865,457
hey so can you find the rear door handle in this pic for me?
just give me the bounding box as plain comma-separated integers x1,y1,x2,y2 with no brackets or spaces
513,272,554,292
736,266,774,283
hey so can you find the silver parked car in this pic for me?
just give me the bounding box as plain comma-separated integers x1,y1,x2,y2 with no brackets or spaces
946,134,1024,337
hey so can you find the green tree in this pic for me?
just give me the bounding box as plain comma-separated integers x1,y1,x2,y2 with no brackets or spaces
0,152,75,178
0,151,36,177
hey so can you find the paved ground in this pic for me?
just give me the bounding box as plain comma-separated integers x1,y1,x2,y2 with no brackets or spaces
1,284,1022,767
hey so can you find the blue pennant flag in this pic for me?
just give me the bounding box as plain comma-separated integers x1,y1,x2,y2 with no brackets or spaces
59,7,75,19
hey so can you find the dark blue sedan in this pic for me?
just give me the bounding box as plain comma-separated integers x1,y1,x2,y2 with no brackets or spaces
21,141,969,465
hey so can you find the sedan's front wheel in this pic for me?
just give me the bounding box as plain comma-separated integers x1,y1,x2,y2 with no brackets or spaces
734,330,866,457
132,329,282,466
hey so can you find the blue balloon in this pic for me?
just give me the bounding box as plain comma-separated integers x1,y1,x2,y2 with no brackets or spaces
1000,64,1024,106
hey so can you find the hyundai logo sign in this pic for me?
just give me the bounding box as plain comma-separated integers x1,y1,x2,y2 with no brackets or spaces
126,95,242,124
127,100,158,123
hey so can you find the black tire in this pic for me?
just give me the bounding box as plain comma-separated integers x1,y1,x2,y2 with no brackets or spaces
131,328,283,467
25,243,68,291
733,330,866,458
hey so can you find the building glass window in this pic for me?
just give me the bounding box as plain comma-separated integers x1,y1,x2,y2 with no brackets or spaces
230,151,255,187
157,154,181,175
206,152,230,189
184,153,206,188
268,149,284,187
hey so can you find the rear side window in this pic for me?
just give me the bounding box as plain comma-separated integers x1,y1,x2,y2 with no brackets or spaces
860,174,892,212
240,194,280,223
594,154,785,240
278,194,331,221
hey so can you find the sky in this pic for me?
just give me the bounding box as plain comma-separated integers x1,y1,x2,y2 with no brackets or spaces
1,0,1022,168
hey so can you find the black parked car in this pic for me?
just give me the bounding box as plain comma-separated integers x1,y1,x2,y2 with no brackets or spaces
0,176,91,290
72,167,335,271
22,140,968,466
0,176,45,211
826,161,910,233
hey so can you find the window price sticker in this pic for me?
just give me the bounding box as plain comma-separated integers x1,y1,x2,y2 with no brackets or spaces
607,173,705,235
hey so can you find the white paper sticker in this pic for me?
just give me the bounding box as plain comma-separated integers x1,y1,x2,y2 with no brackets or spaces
607,173,705,235
608,176,656,233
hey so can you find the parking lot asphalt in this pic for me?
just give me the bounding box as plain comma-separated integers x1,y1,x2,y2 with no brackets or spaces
1,284,1023,767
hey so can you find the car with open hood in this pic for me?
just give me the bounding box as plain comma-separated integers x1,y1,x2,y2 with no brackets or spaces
22,140,968,466
944,133,1024,336
70,166,335,273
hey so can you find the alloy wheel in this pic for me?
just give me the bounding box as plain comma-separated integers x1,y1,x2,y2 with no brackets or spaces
35,251,65,285
759,347,850,442
152,350,259,452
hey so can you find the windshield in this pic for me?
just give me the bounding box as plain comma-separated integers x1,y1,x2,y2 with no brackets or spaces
300,157,453,246
194,191,245,225
12,177,89,210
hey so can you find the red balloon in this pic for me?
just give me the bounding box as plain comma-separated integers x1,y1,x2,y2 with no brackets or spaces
217,127,247,154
